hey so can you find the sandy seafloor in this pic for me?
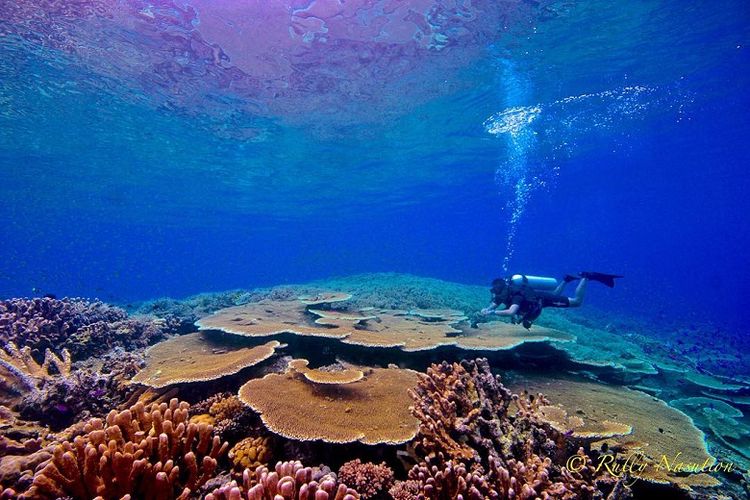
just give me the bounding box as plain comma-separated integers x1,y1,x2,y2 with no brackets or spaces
1,273,748,499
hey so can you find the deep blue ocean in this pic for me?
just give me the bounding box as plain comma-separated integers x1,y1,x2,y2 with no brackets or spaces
1,0,748,333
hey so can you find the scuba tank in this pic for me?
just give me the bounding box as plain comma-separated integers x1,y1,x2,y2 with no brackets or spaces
509,274,558,291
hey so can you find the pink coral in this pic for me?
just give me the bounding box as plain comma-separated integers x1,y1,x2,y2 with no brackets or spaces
337,459,394,499
204,461,360,500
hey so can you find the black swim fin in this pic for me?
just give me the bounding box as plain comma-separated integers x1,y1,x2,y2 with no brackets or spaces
579,271,623,288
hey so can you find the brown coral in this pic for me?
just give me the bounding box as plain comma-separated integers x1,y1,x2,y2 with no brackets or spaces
204,460,359,500
23,398,229,499
337,459,394,499
407,359,622,499
196,296,357,340
238,361,419,444
288,359,364,385
229,436,273,472
132,333,281,388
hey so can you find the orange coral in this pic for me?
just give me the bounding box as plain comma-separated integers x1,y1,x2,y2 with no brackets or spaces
132,333,281,388
24,398,228,499
238,362,419,445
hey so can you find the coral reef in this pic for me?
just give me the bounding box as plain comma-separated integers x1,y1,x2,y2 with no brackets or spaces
337,459,394,499
0,297,171,360
407,359,621,499
288,359,364,385
238,361,419,444
200,296,570,353
196,296,355,340
0,297,126,352
22,398,228,499
191,393,258,443
132,332,281,388
510,375,720,490
229,436,273,472
15,349,145,429
204,461,360,500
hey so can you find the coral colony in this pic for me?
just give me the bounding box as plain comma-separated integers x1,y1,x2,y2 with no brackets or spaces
1,275,749,499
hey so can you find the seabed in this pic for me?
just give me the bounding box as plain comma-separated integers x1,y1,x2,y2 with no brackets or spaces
1,273,748,499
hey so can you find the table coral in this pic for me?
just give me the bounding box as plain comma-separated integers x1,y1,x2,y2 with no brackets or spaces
196,296,357,340
238,361,419,445
21,398,229,499
132,332,281,387
337,459,394,499
204,460,360,500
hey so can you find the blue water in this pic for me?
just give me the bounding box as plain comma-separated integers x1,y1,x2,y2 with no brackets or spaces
1,0,749,332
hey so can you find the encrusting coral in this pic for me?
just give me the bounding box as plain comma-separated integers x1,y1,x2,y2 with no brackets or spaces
21,398,229,499
337,459,394,499
204,460,360,500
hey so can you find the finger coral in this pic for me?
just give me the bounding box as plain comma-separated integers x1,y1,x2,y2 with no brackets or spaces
337,459,394,499
22,398,229,499
204,460,360,500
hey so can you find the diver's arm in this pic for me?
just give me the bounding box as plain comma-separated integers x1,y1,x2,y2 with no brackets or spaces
481,303,499,315
493,304,520,316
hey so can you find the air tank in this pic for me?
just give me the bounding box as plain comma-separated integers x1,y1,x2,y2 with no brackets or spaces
509,274,558,291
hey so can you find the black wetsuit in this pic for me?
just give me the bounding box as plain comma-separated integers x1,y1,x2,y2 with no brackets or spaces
492,284,570,327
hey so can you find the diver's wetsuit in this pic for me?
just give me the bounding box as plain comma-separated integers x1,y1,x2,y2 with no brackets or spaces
492,284,570,327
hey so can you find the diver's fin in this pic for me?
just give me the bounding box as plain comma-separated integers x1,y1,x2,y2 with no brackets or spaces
579,271,623,288
563,274,580,284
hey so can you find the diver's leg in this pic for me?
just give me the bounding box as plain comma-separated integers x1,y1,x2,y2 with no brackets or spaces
553,279,566,295
568,278,589,307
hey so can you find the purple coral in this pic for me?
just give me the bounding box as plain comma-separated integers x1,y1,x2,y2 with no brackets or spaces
0,297,172,359
337,459,394,499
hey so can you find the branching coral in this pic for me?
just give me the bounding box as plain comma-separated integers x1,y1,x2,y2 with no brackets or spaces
17,349,145,429
0,298,125,351
337,459,394,499
0,343,71,392
22,398,228,499
0,297,172,361
407,359,620,499
204,461,359,500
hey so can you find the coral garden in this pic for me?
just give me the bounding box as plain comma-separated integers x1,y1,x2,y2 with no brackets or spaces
1,274,748,499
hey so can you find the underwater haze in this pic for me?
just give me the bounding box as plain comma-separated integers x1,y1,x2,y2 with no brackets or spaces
1,0,749,333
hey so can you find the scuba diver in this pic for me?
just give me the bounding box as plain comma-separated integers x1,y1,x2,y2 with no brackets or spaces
480,272,622,329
